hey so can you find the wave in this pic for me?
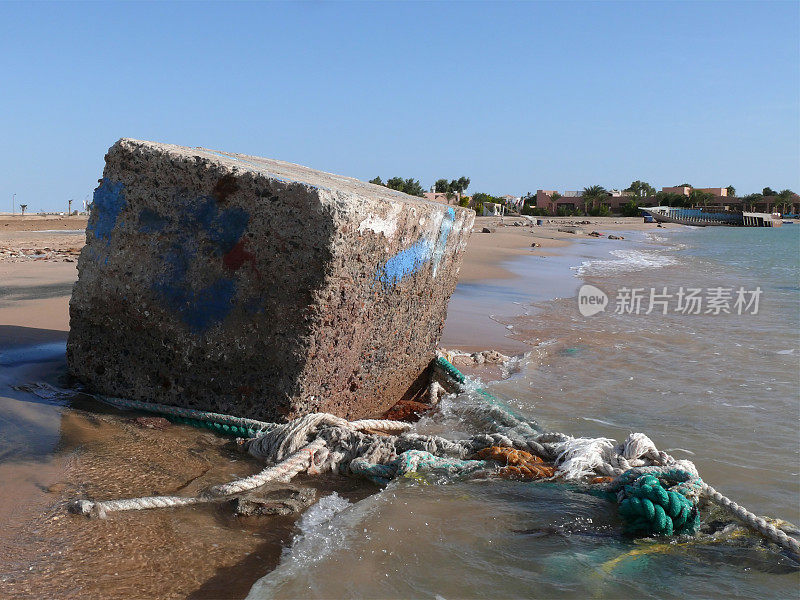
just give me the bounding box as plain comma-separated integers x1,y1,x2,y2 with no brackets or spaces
246,492,356,598
573,248,679,276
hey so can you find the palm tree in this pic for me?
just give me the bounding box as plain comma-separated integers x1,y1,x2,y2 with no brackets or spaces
581,185,608,214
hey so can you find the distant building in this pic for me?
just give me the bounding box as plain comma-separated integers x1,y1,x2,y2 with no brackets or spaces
423,191,456,204
535,189,655,214
696,187,728,197
660,186,727,197
661,186,692,196
483,202,504,216
609,189,634,197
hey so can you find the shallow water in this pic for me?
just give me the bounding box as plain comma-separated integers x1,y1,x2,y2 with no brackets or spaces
251,226,799,599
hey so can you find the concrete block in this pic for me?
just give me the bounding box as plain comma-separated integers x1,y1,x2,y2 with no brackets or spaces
67,139,474,422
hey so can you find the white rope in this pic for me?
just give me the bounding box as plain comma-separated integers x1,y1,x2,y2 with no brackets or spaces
69,495,201,519
68,439,325,518
350,419,413,433
702,483,800,555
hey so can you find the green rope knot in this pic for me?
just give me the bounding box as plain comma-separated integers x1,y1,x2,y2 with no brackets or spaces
614,470,701,537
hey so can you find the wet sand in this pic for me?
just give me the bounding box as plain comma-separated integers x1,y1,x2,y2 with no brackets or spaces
0,213,667,598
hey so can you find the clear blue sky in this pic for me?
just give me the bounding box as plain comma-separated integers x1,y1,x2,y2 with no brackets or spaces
1,1,798,212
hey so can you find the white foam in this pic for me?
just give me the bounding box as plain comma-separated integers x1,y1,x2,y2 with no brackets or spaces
574,248,678,276
247,493,354,598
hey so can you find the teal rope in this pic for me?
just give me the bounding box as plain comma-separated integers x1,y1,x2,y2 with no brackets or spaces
94,394,275,438
613,470,702,537
434,356,530,426
165,415,261,438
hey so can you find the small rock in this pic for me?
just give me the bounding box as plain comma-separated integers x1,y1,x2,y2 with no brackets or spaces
481,227,492,233
531,242,541,248
588,231,602,237
232,486,316,517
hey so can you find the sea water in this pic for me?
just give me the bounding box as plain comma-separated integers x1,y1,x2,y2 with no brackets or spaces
248,226,800,599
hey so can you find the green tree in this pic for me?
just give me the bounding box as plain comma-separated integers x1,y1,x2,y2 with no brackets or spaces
621,200,642,217
740,193,763,211
471,192,501,214
581,185,608,214
378,176,425,197
369,176,383,185
449,177,470,195
776,189,796,214
402,178,425,197
762,187,777,197
726,185,736,197
385,177,405,191
589,204,611,217
551,191,562,201
655,191,685,207
434,178,450,193
625,180,656,199
678,183,692,188
688,189,713,207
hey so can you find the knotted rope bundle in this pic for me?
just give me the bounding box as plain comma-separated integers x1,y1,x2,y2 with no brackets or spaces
613,470,701,537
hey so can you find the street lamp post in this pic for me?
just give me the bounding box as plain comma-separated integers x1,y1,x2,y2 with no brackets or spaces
12,193,16,215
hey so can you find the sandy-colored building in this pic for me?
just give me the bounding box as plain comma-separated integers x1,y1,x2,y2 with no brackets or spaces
696,187,728,197
661,186,728,197
423,191,458,204
661,186,692,196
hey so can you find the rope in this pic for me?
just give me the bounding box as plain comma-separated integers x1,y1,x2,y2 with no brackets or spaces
24,362,798,555
613,471,701,537
702,483,800,555
68,439,326,518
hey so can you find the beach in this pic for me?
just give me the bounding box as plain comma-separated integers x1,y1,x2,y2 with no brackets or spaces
1,214,797,598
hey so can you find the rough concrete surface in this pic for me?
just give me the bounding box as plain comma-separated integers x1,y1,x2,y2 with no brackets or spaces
67,139,474,421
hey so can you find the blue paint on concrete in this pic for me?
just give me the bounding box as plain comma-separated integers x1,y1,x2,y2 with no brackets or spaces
88,179,126,241
137,208,168,233
154,244,237,333
379,237,431,287
147,196,251,333
375,208,457,288
192,196,250,253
